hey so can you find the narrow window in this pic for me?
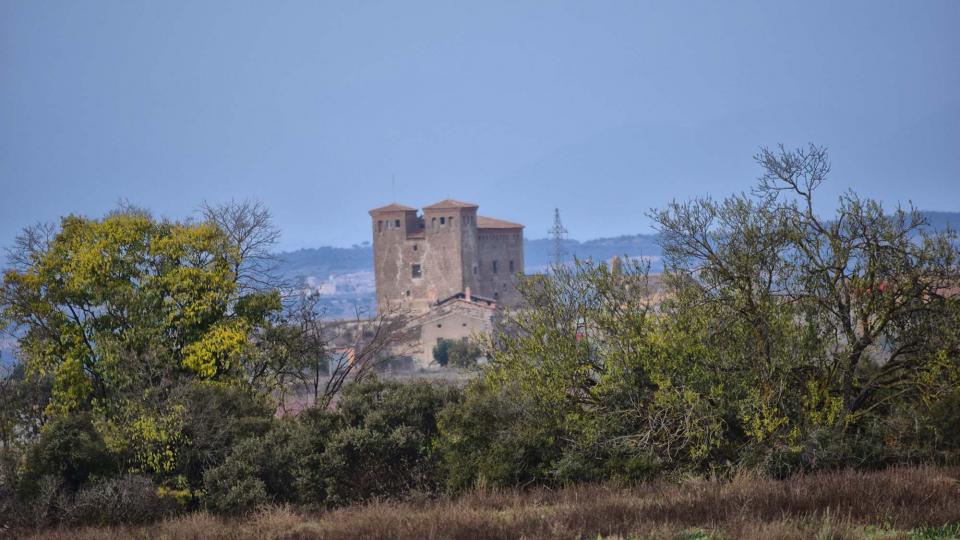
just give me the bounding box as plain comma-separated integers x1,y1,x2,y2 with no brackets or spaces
412,264,422,278
494,292,500,300
492,260,498,274
405,290,411,297
437,323,442,328
394,219,400,227
509,260,514,272
472,265,477,275
440,217,446,225
377,220,383,232
413,244,418,251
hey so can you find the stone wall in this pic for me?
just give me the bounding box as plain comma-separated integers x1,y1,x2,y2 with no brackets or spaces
475,228,524,305
370,200,523,315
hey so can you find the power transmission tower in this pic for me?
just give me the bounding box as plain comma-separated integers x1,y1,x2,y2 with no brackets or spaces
548,208,569,267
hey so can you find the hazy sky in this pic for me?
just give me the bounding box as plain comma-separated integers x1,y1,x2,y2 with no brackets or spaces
1,1,958,250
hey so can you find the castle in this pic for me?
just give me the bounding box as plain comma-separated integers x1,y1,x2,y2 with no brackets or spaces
369,199,525,365
369,199,524,313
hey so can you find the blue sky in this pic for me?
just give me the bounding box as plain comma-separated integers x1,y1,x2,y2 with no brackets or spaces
1,1,958,250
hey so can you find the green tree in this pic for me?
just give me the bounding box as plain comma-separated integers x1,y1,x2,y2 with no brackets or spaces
432,339,452,367
442,258,680,485
447,339,483,368
651,144,960,467
0,207,282,477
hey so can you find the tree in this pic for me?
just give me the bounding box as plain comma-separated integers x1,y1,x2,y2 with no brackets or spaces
433,339,483,369
447,145,960,481
458,258,673,482
432,339,452,367
200,200,282,294
0,361,50,453
291,301,416,410
0,208,283,475
651,144,960,452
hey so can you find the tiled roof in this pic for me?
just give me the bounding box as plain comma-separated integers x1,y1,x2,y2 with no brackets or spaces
369,203,416,214
436,291,498,307
477,215,524,229
423,199,479,210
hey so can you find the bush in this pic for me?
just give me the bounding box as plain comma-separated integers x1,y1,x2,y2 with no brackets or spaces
306,380,460,506
286,408,342,504
171,381,274,487
433,339,483,368
0,446,19,520
432,340,452,367
438,380,560,491
63,474,178,526
204,380,459,512
20,413,116,497
203,415,329,512
202,446,270,515
447,340,483,369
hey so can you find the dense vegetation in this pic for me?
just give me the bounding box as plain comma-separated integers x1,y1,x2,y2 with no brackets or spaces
21,468,960,540
1,146,959,535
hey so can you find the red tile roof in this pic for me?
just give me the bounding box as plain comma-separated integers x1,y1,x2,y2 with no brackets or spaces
369,203,416,214
477,216,524,229
423,199,479,210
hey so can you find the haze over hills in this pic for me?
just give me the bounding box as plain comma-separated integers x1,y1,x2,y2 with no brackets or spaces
277,233,662,319
278,210,960,318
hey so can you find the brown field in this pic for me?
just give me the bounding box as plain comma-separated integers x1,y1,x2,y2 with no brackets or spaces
18,466,960,540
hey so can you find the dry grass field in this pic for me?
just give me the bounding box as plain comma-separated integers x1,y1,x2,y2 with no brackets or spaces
15,466,960,540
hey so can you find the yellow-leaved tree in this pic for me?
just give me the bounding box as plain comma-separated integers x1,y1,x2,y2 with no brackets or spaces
1,204,282,479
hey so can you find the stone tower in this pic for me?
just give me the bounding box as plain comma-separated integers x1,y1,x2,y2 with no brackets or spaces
369,199,524,313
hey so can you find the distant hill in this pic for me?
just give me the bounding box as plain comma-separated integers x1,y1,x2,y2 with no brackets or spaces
523,234,662,272
278,233,664,284
277,245,373,277
276,211,959,318
921,211,960,233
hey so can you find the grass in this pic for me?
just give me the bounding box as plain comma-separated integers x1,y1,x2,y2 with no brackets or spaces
19,466,960,540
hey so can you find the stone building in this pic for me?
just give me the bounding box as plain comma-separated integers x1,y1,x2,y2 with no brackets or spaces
418,291,499,364
369,199,524,314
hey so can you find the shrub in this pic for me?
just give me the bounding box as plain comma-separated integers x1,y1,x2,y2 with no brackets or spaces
25,475,69,528
63,474,178,526
202,448,270,515
438,379,560,491
432,340,452,367
171,381,274,487
0,446,19,517
928,388,960,455
290,408,344,505
20,413,116,497
203,415,325,513
447,340,483,369
305,380,460,506
433,339,482,369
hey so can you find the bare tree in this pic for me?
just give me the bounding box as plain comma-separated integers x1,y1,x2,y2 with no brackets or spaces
201,199,282,293
4,222,57,272
256,295,418,412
